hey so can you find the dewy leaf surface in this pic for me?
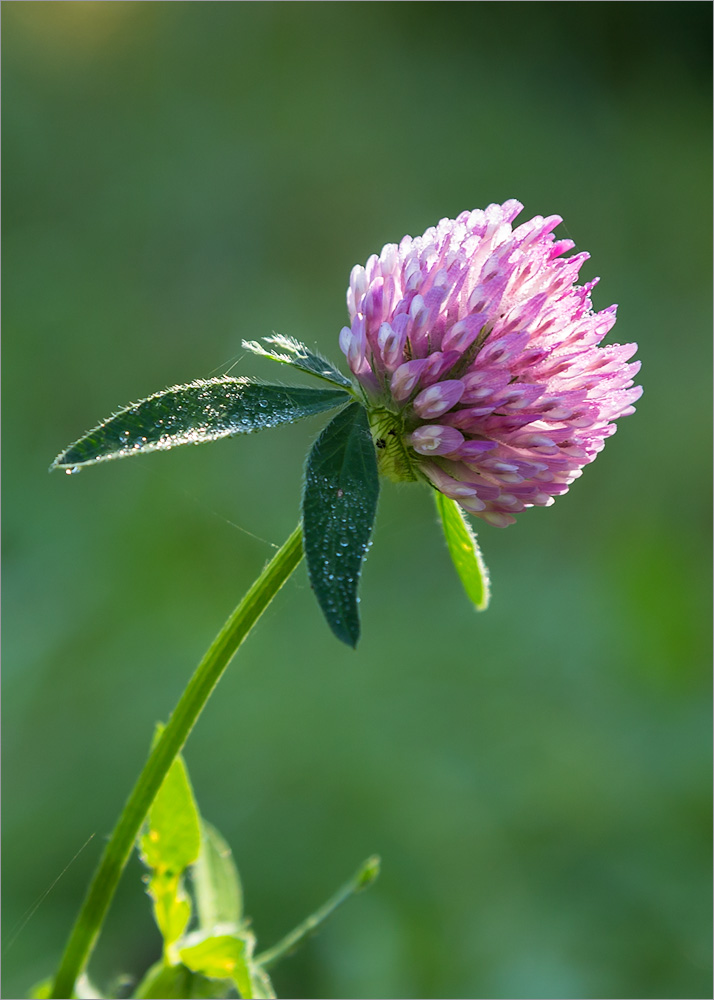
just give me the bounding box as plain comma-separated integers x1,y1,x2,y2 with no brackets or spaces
51,378,351,470
302,402,379,648
434,492,491,611
242,334,353,389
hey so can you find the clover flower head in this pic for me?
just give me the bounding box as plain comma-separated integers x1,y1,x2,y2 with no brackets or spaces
339,200,642,526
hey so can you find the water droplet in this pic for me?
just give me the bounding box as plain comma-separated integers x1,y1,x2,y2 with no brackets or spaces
65,466,80,475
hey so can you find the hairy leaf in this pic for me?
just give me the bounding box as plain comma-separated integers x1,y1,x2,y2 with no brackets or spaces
434,492,491,611
52,378,351,470
242,334,353,389
302,402,379,647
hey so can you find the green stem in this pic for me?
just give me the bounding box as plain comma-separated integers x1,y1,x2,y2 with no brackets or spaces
255,855,381,971
51,525,304,1000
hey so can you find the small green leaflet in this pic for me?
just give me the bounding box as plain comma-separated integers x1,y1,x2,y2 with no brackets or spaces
302,402,379,648
51,378,351,470
139,753,201,876
179,932,267,999
132,961,228,999
242,334,353,390
139,732,202,956
192,820,243,933
434,492,491,611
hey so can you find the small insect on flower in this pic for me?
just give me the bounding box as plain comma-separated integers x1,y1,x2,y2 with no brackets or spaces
339,199,642,526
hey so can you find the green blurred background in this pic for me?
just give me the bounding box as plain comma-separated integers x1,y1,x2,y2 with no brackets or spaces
3,3,711,998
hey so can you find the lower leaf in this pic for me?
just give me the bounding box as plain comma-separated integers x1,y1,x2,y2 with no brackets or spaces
434,491,491,611
302,402,379,647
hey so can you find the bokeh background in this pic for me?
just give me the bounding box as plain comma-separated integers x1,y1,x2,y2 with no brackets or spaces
3,4,711,998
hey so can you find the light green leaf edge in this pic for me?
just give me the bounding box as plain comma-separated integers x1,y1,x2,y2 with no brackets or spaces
434,492,491,611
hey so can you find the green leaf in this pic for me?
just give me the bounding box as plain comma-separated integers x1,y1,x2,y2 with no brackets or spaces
146,873,193,951
302,402,379,647
242,334,353,389
434,492,491,611
51,378,351,470
133,961,233,999
138,737,202,954
139,751,201,875
180,933,253,999
192,820,243,933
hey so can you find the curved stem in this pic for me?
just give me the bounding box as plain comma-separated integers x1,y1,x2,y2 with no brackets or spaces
51,525,304,999
256,855,380,970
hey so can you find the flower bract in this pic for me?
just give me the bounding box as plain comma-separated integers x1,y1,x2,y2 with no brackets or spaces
339,200,642,526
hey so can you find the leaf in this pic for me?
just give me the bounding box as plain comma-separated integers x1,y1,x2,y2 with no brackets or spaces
51,378,351,470
242,334,353,389
138,735,202,953
192,820,243,932
434,492,491,611
133,961,232,999
180,933,254,999
146,873,192,952
302,402,379,647
139,751,201,875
